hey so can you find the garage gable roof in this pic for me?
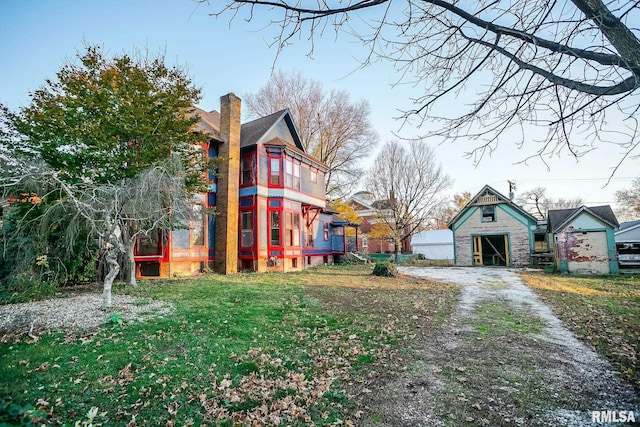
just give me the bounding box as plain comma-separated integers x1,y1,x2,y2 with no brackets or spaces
447,184,537,229
548,205,619,233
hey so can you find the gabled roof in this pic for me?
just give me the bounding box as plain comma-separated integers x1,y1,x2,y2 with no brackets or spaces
240,109,305,151
447,184,537,228
618,219,640,232
548,205,619,233
193,107,226,142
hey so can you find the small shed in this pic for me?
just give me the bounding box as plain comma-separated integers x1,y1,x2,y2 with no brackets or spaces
448,185,538,267
548,206,619,274
411,229,454,260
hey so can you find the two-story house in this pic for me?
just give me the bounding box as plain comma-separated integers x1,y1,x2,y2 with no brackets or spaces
133,93,347,277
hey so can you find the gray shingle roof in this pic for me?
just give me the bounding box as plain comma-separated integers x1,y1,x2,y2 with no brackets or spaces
193,107,226,142
240,110,288,148
548,205,619,233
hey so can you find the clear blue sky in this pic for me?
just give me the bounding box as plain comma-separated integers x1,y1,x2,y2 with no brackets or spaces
1,0,636,207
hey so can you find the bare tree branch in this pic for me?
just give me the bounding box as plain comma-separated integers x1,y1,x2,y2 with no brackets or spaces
211,0,640,174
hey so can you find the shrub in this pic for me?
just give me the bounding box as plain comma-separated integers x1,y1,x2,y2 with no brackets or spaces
372,262,398,277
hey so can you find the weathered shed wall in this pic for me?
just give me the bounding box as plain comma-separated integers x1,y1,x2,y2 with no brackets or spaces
555,216,618,274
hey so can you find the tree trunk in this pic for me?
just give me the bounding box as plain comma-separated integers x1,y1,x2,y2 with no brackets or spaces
125,237,137,287
102,247,120,310
394,236,401,263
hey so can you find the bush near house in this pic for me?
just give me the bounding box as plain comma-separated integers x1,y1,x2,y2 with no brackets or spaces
372,262,398,277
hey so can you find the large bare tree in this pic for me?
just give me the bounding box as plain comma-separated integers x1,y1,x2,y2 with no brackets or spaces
245,70,378,197
367,140,451,260
516,187,584,219
212,0,640,174
615,177,640,221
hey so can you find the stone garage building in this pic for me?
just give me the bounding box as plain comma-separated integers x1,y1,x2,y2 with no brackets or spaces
448,185,539,267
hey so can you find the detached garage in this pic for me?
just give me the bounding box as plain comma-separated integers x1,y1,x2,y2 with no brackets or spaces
548,206,619,274
412,229,454,261
448,185,538,267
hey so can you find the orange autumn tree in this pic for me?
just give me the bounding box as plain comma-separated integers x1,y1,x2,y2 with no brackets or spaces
328,199,361,236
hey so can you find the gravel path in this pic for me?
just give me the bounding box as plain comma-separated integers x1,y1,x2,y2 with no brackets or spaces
369,266,640,426
0,293,173,340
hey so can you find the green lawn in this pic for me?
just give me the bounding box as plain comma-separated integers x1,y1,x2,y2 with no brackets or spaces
1,265,458,426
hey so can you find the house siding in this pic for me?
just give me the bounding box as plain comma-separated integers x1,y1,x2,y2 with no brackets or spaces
616,225,640,242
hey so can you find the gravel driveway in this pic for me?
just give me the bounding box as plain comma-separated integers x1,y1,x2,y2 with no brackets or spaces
364,266,639,426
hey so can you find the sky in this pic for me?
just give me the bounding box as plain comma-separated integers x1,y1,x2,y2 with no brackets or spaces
1,0,637,210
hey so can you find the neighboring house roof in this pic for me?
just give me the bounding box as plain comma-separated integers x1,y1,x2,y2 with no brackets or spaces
193,107,226,142
547,205,619,233
447,184,537,228
349,195,375,211
615,220,640,242
412,229,453,245
618,219,640,231
372,199,392,210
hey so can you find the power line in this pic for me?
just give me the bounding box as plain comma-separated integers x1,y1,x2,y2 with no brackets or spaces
516,177,635,183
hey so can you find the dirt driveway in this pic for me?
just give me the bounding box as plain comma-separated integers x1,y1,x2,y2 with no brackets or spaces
363,267,639,426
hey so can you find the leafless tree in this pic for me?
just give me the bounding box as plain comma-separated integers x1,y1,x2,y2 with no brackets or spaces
367,140,451,260
431,191,473,229
615,177,640,220
212,0,640,176
517,187,584,219
1,159,196,309
245,70,378,197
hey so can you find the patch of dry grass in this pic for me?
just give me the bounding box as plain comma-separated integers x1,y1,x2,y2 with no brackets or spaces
521,272,640,391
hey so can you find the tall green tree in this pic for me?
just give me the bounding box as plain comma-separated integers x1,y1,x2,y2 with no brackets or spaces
1,46,206,301
7,45,203,187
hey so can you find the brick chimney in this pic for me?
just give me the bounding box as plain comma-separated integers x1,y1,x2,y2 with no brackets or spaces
214,93,241,274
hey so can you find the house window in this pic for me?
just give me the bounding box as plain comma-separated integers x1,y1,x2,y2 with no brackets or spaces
270,158,281,186
240,154,255,186
173,205,205,249
241,211,253,247
481,205,496,222
310,169,317,183
285,159,293,188
136,231,164,256
362,237,368,248
285,212,300,246
270,211,281,246
284,159,301,190
191,204,205,246
293,163,300,190
323,223,330,241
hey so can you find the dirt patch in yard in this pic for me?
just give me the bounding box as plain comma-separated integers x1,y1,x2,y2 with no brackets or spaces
356,267,640,427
